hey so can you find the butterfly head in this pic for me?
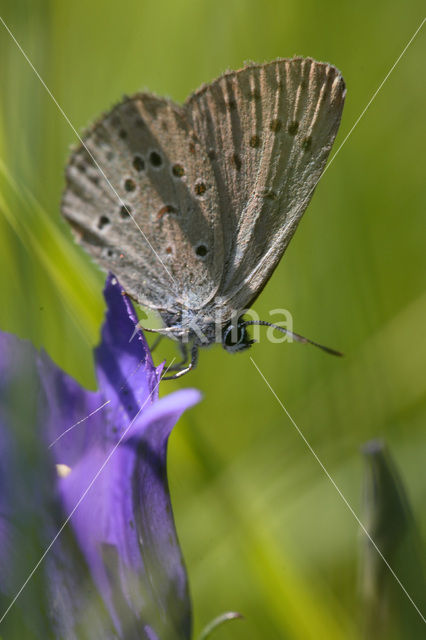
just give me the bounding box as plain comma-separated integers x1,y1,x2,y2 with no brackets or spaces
222,317,255,353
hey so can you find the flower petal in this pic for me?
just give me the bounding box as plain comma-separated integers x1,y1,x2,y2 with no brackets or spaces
0,335,116,638
58,383,200,638
0,277,201,639
95,275,160,428
38,349,104,466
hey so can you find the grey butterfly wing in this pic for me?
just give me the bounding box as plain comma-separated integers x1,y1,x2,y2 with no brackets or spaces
186,57,346,313
62,94,224,312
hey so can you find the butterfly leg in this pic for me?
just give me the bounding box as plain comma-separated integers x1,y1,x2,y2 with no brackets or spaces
162,344,198,380
165,343,190,372
150,334,164,353
129,323,188,345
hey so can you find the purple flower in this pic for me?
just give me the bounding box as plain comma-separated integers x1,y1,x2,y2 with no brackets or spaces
0,274,201,639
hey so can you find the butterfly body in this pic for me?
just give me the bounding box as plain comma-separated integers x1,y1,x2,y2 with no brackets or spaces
62,58,345,374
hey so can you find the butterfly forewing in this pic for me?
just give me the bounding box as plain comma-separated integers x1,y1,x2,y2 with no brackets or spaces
186,58,346,312
62,57,345,340
62,95,224,311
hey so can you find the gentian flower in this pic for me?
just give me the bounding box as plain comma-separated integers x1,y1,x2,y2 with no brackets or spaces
0,274,201,639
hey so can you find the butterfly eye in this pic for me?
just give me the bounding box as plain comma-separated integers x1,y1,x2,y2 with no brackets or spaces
222,320,252,353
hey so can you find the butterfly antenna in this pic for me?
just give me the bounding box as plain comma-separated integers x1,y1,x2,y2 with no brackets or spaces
242,320,343,357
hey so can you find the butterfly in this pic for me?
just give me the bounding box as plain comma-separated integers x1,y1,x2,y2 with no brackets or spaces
62,57,345,378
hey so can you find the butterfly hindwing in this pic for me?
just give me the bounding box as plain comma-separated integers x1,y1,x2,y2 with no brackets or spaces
186,57,346,312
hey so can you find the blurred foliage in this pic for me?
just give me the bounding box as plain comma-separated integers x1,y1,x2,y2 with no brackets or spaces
361,440,425,640
0,1,425,638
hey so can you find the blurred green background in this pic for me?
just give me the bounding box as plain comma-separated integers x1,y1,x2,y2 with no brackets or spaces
0,1,425,638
